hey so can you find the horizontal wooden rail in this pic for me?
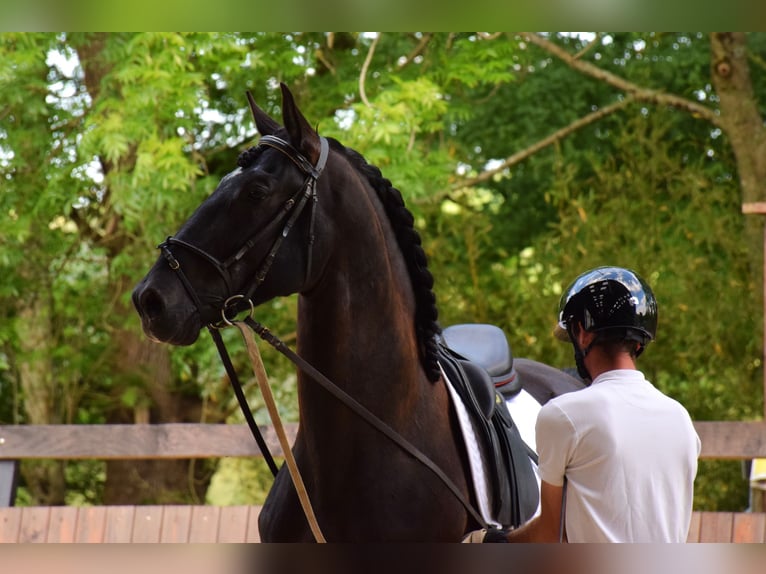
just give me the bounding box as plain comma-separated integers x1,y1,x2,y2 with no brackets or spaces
0,421,762,460
0,423,299,460
694,421,766,459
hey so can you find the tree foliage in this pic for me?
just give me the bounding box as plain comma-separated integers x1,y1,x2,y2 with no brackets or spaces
1,32,763,511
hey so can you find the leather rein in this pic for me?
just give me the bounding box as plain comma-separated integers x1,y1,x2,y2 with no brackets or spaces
157,135,487,539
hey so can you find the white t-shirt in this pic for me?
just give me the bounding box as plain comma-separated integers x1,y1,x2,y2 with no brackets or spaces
536,369,701,543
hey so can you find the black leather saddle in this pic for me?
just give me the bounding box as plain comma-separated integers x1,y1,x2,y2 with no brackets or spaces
439,323,538,529
442,323,522,400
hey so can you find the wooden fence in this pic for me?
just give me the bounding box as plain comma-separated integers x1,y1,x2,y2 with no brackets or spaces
0,506,762,543
0,421,765,543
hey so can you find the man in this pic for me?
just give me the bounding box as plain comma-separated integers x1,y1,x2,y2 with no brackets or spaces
495,266,700,542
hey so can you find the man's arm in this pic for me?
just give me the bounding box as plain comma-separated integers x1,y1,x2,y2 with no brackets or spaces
504,480,565,542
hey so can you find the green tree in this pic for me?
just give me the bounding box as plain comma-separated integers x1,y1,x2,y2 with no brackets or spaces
0,32,315,503
1,32,763,511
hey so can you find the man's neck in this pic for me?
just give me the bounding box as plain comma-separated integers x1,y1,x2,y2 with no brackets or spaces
585,349,637,380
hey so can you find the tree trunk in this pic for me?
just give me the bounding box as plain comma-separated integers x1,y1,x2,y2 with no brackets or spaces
102,327,214,504
102,276,214,504
69,34,217,504
710,33,766,256
710,32,766,382
710,33,766,206
15,295,66,505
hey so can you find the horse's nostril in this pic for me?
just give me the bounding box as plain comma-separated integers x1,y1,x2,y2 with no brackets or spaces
138,287,166,320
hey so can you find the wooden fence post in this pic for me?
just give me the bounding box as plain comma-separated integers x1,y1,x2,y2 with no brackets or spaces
0,460,19,507
742,202,766,511
742,202,766,420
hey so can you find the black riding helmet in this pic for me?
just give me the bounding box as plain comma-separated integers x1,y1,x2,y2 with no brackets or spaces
554,266,658,356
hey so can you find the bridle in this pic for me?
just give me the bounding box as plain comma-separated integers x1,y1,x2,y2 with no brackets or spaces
158,134,330,326
155,133,488,539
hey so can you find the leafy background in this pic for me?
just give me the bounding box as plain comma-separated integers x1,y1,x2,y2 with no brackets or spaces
1,32,764,511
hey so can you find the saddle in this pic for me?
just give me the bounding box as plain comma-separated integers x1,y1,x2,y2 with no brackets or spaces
442,323,522,399
439,323,539,529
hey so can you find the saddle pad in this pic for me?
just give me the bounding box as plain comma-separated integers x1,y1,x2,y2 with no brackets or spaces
441,365,542,528
440,364,497,527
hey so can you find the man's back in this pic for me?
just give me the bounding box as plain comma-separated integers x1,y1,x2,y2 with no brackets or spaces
536,369,701,542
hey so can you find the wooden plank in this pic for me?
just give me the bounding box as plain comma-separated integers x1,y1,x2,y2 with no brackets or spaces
695,421,766,459
0,507,763,544
687,510,701,542
0,506,21,543
732,512,766,542
698,511,734,542
74,506,107,543
217,506,251,543
742,202,766,215
104,506,136,542
246,505,262,542
131,506,163,543
160,505,192,543
46,506,78,542
0,421,765,461
4,421,766,461
0,423,297,460
18,507,50,543
189,505,221,542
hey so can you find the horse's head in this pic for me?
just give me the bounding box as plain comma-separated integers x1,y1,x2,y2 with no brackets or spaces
132,84,331,345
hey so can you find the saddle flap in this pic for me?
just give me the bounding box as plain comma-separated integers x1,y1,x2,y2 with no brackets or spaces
456,359,496,421
438,346,496,422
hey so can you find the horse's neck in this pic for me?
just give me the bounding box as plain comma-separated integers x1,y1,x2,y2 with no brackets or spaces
295,186,426,423
281,174,468,532
298,256,421,389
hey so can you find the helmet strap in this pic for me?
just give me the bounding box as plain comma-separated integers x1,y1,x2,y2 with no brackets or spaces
573,343,593,383
568,324,594,384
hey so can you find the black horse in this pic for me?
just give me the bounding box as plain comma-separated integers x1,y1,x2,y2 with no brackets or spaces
133,84,582,541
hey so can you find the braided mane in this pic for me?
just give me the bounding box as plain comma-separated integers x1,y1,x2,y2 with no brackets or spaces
333,139,442,382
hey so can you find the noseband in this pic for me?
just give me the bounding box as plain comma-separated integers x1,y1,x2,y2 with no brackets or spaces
159,134,329,325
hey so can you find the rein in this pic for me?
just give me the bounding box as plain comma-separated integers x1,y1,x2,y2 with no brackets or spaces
231,319,326,542
158,135,488,540
242,315,488,531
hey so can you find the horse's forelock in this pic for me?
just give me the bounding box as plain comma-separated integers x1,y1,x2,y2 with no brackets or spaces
237,145,265,169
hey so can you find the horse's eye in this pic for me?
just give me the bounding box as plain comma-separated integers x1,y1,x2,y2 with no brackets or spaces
248,184,270,202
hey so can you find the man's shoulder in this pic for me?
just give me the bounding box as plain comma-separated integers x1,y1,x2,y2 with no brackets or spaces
544,383,595,409
538,387,595,424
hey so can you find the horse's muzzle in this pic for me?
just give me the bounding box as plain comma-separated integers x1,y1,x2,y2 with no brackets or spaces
132,277,202,346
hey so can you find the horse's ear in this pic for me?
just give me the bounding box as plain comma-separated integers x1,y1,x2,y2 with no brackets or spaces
246,91,281,136
279,83,321,163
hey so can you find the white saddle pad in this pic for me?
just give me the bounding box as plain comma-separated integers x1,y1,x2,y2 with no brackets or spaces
441,364,542,528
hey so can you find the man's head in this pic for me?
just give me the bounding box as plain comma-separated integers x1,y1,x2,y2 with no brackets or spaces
555,266,658,379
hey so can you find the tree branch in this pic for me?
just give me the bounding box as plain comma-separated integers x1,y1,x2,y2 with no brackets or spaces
314,49,336,76
448,33,727,194
520,32,723,128
359,33,381,107
573,33,600,60
453,96,635,190
397,33,433,69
